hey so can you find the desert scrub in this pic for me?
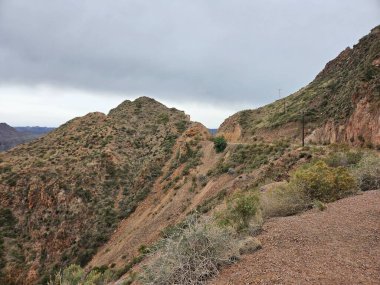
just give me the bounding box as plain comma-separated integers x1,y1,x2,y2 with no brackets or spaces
228,142,288,173
48,264,115,285
0,208,18,282
141,217,239,285
291,160,357,202
260,183,310,218
353,153,380,191
216,191,261,232
324,148,363,167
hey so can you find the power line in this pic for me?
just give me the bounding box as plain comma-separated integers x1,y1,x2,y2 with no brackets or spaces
278,88,286,113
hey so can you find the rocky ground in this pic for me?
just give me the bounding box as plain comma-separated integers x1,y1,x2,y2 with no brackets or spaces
210,190,380,285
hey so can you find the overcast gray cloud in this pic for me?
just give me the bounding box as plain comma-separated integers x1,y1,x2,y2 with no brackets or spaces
0,0,379,127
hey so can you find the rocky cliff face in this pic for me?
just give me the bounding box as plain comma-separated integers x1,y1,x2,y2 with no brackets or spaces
0,97,191,284
218,26,380,148
306,95,380,146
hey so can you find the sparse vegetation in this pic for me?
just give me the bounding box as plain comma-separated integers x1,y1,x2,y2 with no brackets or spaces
0,98,191,283
0,208,18,282
210,141,289,176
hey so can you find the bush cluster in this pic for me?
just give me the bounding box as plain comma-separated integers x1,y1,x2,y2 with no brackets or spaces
324,150,363,167
213,136,227,153
354,153,380,191
290,160,357,202
141,218,238,285
260,184,309,218
216,192,261,232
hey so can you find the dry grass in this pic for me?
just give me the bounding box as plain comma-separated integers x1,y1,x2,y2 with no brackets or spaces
260,183,310,218
353,153,380,191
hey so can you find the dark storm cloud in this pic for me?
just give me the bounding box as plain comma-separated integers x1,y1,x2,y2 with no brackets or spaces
0,0,379,106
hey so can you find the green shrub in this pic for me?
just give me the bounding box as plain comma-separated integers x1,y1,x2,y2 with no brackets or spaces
175,120,188,133
141,218,238,285
353,153,380,191
216,191,260,231
290,160,357,202
213,136,227,153
157,114,169,125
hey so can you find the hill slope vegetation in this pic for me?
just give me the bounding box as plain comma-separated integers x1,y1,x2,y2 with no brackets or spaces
0,97,190,284
0,27,379,285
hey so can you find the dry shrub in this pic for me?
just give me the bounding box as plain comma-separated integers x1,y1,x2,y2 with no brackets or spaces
260,183,309,218
354,153,380,191
141,218,239,285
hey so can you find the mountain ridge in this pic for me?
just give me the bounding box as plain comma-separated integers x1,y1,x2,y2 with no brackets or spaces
0,97,193,284
0,26,379,285
218,25,380,147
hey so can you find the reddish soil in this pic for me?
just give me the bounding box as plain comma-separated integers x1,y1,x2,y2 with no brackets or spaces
210,190,380,285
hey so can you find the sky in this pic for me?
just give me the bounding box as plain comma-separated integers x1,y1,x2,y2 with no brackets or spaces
0,1,379,128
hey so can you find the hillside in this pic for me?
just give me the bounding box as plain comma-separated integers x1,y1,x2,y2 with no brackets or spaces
0,123,37,152
0,98,310,285
0,27,379,285
218,25,380,147
0,97,191,284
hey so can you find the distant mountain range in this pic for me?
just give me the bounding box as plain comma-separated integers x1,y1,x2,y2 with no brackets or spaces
0,123,54,152
208,128,217,135
14,126,55,135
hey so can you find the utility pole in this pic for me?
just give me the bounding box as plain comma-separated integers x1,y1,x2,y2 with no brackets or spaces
278,88,286,113
301,111,305,147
